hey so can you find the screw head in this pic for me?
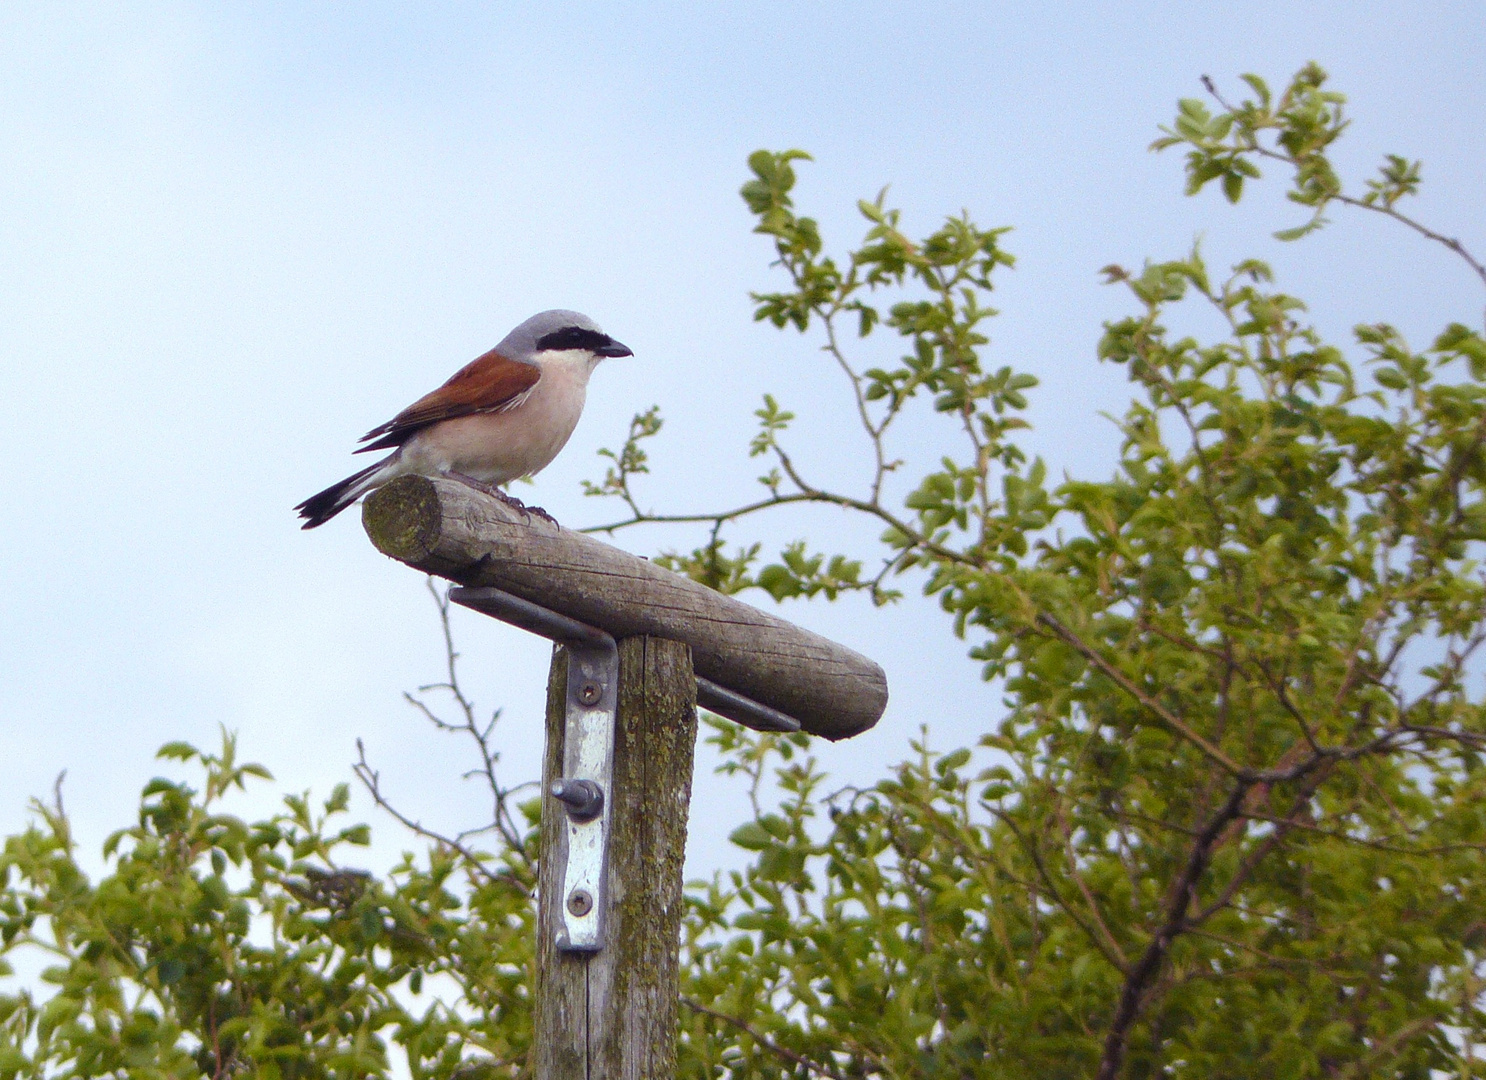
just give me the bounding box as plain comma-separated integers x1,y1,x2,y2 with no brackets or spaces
567,888,594,917
577,682,601,706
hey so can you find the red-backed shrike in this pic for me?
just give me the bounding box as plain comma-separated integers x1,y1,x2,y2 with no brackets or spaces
296,309,632,529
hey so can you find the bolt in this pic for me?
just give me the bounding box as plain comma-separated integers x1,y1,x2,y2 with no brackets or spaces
550,778,604,821
567,888,593,917
577,681,601,706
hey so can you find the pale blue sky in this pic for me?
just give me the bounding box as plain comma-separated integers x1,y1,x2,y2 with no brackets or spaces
1,2,1481,876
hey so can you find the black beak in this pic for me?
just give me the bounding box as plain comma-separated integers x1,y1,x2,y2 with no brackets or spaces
597,339,633,358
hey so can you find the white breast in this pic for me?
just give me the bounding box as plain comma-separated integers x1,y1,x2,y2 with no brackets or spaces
396,351,598,485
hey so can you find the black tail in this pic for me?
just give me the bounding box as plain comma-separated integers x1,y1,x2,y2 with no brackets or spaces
295,459,387,529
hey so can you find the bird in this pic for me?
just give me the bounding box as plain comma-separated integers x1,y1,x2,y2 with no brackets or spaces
296,309,632,529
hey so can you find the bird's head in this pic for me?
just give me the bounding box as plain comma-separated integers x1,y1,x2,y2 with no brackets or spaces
500,309,633,368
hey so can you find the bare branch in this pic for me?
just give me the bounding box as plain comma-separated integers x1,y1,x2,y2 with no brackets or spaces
395,578,531,858
351,739,502,888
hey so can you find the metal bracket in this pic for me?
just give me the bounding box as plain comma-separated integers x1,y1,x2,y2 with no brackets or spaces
549,628,617,952
696,675,800,734
449,586,617,952
447,584,809,950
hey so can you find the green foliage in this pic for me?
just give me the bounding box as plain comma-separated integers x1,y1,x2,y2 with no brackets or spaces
581,405,663,505
0,733,538,1078
591,63,1486,1078
1149,64,1477,265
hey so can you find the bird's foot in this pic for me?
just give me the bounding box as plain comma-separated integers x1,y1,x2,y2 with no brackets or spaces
448,473,559,526
501,492,559,527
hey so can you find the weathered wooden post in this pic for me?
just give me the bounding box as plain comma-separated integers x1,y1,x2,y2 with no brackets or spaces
362,475,888,1078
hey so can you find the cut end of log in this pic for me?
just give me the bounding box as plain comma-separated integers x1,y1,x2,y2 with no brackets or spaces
363,476,444,563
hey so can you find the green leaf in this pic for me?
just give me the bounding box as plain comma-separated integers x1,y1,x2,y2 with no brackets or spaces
729,822,775,851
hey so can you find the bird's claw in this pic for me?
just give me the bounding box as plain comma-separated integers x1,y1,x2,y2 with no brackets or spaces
501,490,558,525
484,484,559,526
447,473,561,526
505,490,561,528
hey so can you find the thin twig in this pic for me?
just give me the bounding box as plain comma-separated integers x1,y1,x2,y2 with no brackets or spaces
1057,800,1131,972
1200,74,1486,297
398,578,530,859
1037,612,1244,776
681,996,854,1080
989,804,1132,975
1238,810,1486,855
1332,1015,1442,1080
352,739,501,888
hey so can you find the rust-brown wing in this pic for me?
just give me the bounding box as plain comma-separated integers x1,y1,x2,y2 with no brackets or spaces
356,348,541,452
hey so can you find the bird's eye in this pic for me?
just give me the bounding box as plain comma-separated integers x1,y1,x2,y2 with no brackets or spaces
536,326,613,353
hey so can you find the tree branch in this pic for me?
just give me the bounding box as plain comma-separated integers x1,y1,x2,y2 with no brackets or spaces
352,739,502,888
681,996,854,1080
1037,612,1244,776
1096,781,1251,1080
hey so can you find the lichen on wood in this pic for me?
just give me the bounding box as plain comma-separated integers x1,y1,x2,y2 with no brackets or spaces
361,474,443,563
